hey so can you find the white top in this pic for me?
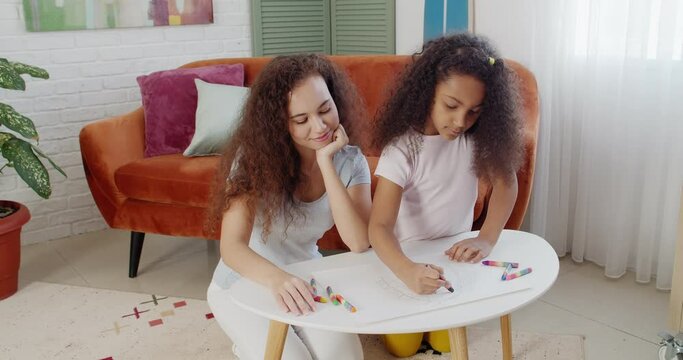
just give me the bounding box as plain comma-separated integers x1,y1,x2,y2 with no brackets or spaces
227,230,559,334
374,130,478,243
211,145,371,289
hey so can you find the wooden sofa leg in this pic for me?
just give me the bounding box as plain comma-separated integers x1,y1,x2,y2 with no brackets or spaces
129,231,145,278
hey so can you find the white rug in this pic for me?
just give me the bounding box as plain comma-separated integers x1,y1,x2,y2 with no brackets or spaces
0,282,584,359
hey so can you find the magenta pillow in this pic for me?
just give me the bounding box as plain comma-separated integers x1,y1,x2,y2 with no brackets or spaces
137,64,244,157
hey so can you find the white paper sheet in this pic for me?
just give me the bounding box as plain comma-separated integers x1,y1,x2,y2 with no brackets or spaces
311,256,531,324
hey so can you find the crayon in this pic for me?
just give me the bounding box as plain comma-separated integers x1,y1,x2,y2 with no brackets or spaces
440,274,455,293
326,286,340,305
335,294,357,313
310,278,318,295
501,263,513,281
504,267,533,281
313,295,328,303
482,260,520,268
426,264,455,293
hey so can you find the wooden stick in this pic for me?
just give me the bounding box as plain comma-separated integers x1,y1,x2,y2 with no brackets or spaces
500,314,512,360
448,326,468,360
264,320,289,360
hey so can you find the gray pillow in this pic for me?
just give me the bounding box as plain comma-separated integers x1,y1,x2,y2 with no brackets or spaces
183,79,249,156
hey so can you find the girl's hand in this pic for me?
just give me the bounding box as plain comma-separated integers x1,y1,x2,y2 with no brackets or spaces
398,262,450,294
269,273,316,316
316,124,348,162
444,236,495,263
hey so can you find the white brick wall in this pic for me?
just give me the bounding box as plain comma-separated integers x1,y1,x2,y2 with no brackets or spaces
0,0,252,245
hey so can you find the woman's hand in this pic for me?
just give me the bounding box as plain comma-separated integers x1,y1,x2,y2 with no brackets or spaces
269,273,316,316
444,235,495,263
398,262,450,295
316,124,349,162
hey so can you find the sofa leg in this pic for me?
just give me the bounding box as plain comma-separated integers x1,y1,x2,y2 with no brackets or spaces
129,231,145,278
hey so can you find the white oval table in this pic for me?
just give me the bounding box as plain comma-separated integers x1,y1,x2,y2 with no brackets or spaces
228,230,559,360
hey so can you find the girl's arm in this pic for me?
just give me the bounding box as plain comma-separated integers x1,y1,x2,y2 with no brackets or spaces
369,177,449,294
446,173,518,262
219,195,315,315
479,174,518,241
316,125,371,252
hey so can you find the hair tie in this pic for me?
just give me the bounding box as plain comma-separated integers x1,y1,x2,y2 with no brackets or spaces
488,57,496,66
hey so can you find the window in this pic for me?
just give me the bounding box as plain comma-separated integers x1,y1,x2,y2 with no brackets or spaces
251,0,395,56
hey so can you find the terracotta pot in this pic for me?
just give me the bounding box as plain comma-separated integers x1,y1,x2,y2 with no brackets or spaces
0,201,30,300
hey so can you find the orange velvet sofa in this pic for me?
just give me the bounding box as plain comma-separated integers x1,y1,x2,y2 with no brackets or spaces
79,55,539,278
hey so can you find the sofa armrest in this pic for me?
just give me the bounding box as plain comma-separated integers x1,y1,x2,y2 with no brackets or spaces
79,108,145,224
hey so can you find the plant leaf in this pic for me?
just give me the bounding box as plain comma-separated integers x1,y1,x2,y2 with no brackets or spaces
0,59,25,91
30,143,67,178
0,131,14,148
0,103,39,140
10,61,49,80
1,138,51,198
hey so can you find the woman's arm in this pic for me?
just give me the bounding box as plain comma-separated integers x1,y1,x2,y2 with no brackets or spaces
446,173,518,262
219,195,315,315
316,125,371,252
369,177,449,294
317,159,371,252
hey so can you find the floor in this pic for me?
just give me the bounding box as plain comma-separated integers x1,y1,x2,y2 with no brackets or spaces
14,229,671,359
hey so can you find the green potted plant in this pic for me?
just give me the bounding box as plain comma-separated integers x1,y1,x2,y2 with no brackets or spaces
0,58,65,300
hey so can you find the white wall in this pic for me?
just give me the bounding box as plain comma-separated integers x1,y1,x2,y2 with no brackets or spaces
0,0,252,245
473,1,533,65
396,0,425,55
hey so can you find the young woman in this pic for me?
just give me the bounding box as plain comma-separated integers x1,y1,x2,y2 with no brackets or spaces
205,54,371,360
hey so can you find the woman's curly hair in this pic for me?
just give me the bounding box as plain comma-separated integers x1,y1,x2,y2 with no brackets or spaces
206,54,365,239
371,32,523,182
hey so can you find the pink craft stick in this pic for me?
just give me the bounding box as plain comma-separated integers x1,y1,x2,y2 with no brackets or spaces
482,260,520,268
504,267,533,281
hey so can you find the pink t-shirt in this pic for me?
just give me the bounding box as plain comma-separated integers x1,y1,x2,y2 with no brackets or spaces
375,129,478,243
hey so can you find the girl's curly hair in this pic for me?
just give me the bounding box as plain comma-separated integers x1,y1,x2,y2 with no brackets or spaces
371,32,523,182
205,54,365,239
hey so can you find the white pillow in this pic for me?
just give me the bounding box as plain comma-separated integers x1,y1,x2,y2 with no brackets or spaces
183,79,249,156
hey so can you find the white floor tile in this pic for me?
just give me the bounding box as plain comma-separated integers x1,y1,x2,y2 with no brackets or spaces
18,241,88,288
44,229,219,299
478,300,659,359
540,261,669,344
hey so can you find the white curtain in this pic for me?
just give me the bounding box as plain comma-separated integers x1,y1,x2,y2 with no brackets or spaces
476,0,683,290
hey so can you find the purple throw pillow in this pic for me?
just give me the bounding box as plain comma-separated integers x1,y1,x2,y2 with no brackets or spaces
137,64,244,157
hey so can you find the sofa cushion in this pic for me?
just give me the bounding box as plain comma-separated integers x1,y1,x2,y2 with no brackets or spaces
115,154,219,207
138,64,244,157
183,79,249,156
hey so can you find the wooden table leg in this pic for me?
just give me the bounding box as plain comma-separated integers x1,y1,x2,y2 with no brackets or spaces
500,314,512,360
448,327,468,360
264,320,289,360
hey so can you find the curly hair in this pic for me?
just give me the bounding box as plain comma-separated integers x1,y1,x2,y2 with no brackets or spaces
371,32,523,182
205,54,365,239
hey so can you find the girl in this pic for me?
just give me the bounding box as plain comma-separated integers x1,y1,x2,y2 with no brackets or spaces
368,33,523,357
206,54,371,360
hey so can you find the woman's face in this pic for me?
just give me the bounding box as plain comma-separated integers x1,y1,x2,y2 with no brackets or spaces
287,75,340,152
425,73,486,140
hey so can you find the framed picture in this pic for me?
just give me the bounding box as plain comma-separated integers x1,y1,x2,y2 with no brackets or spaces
23,0,214,32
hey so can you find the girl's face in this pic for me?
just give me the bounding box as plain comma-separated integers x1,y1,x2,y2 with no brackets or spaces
425,73,486,140
287,75,340,152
